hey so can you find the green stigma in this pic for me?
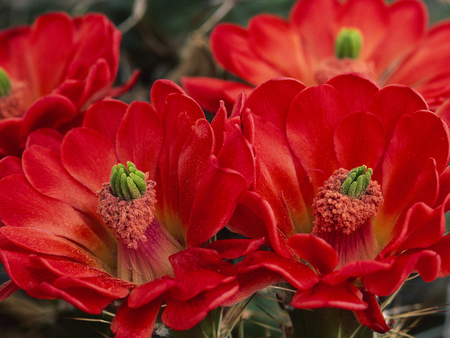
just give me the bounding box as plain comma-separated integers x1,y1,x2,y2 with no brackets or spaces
0,67,11,97
110,161,147,201
335,28,363,59
340,165,372,199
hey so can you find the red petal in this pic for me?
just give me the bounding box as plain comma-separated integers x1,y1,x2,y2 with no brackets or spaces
0,280,19,302
70,14,119,74
25,128,63,154
211,24,283,84
128,277,178,308
0,227,104,269
82,99,128,145
245,78,305,132
436,165,450,206
163,281,238,331
76,59,112,109
26,280,116,313
334,111,386,170
61,127,118,193
169,247,236,300
353,290,390,333
20,94,77,144
322,257,395,286
375,111,449,241
291,281,366,311
386,21,450,91
237,250,318,290
23,145,98,215
287,84,349,190
289,0,338,60
369,0,426,75
0,252,126,314
150,79,185,113
221,268,286,306
326,73,379,113
429,234,450,277
218,126,255,187
116,101,162,178
230,190,294,258
0,118,22,157
182,76,253,113
0,174,110,258
112,296,163,338
178,120,214,229
0,26,30,84
364,251,440,296
368,85,428,141
28,13,74,96
185,158,248,247
0,156,23,179
288,234,338,274
248,15,308,82
251,115,313,235
204,238,265,260
384,201,445,256
436,97,450,127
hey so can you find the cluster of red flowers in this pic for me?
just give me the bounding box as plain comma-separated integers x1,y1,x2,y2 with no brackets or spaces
1,0,450,337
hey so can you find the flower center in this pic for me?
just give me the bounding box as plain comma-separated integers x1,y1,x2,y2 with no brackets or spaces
314,27,376,84
0,67,28,118
97,161,183,284
312,165,383,235
97,162,153,249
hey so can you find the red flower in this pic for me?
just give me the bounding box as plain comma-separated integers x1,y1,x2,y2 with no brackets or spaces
0,80,256,337
182,0,450,113
0,12,139,157
226,73,450,332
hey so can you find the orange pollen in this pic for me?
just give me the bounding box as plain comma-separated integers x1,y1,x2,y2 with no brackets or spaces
0,81,28,118
97,180,157,249
314,57,376,84
313,168,383,234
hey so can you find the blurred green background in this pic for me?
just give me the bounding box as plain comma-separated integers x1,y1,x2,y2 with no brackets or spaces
1,0,450,337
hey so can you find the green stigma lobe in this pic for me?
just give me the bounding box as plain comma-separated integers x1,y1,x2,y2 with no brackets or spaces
335,28,363,59
340,165,372,199
0,67,12,97
109,162,147,201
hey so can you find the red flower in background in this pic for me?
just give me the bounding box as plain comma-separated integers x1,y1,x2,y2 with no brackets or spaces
225,73,450,332
183,0,450,113
0,12,139,158
0,80,257,337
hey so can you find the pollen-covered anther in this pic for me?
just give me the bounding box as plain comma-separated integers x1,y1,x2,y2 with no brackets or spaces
313,167,383,234
97,162,157,249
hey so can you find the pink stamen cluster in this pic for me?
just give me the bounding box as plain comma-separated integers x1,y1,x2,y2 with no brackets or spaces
97,180,157,249
313,168,383,234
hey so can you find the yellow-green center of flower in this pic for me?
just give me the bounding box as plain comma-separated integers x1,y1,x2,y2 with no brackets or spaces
335,28,363,59
0,67,11,97
110,161,147,201
340,165,373,199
